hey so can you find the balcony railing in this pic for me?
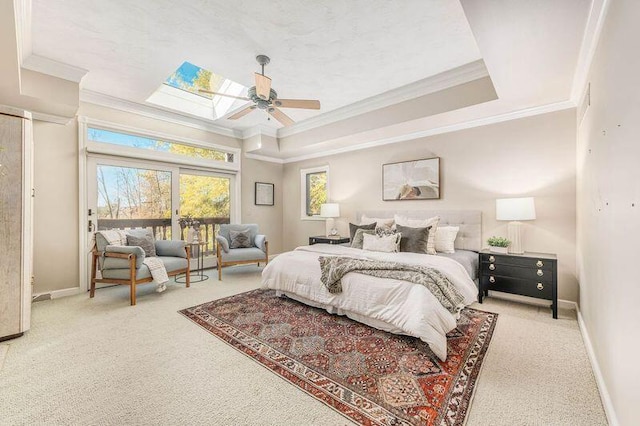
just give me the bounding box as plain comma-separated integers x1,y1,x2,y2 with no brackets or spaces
97,217,230,257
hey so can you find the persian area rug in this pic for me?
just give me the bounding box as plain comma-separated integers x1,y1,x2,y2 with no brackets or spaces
179,290,497,426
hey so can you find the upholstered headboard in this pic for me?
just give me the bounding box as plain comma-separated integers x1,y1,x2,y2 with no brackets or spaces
355,210,482,252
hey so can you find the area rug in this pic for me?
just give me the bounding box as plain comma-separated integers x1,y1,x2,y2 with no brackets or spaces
179,290,497,426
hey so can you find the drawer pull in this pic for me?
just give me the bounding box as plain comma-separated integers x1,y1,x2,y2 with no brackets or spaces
489,264,495,271
537,269,544,277
537,283,544,290
536,260,544,267
489,256,495,262
489,276,495,283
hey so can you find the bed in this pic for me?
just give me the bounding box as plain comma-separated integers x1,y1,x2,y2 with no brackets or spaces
261,210,482,360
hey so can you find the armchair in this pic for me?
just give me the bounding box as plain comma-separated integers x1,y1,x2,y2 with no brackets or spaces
90,229,191,305
216,224,268,280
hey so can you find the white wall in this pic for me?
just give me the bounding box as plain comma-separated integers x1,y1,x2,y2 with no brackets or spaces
576,0,640,423
283,109,578,301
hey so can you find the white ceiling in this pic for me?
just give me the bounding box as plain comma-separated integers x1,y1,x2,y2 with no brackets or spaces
31,0,483,130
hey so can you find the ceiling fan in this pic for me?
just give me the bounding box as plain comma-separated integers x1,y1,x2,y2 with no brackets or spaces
199,55,320,127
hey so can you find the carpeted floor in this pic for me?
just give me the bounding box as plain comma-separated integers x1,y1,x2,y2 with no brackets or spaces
0,266,607,425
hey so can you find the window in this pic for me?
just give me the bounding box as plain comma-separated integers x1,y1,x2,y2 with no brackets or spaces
146,61,248,120
301,166,329,219
88,127,234,163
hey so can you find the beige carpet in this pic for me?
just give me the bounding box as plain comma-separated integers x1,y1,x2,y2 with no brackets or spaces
0,266,607,425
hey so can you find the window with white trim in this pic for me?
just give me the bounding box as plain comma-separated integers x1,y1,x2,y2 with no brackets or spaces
300,166,329,219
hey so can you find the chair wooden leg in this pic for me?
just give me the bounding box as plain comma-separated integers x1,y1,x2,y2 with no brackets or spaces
130,255,137,306
217,243,223,281
265,241,269,265
90,252,97,298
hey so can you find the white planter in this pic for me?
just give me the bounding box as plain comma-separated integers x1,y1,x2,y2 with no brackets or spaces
489,246,509,254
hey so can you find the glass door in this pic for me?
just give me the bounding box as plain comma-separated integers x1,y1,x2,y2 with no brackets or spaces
179,170,231,267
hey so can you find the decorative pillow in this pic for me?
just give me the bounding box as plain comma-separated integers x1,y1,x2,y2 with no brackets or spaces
126,234,156,257
375,224,396,237
349,222,376,241
394,214,439,254
359,214,395,229
395,224,432,254
350,228,376,249
435,226,459,254
230,229,252,249
362,232,401,253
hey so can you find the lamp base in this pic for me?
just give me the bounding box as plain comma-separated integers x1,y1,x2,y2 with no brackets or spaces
325,218,336,237
507,221,524,254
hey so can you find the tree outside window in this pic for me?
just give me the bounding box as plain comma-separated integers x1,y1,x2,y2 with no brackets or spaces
305,171,327,216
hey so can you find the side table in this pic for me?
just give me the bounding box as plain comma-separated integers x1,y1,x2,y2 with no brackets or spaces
176,241,209,283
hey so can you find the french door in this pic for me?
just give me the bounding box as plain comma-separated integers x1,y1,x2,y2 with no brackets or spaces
85,155,233,288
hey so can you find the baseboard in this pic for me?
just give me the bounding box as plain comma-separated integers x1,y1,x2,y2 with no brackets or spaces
487,291,577,311
576,306,619,426
32,286,83,302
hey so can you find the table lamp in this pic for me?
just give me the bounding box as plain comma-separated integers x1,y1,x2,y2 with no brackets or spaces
320,203,340,237
496,197,536,254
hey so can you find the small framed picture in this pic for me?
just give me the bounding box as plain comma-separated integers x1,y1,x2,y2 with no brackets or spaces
382,157,440,201
255,182,274,206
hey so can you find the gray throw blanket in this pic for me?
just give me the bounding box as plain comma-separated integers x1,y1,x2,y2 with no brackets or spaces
318,256,466,314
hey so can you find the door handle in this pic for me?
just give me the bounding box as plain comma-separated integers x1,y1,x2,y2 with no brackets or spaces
88,220,96,232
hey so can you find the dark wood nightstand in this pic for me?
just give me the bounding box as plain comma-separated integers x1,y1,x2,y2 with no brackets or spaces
478,250,558,318
309,236,351,245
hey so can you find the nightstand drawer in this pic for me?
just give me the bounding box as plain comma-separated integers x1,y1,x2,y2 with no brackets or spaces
480,263,553,282
481,275,552,300
480,253,553,270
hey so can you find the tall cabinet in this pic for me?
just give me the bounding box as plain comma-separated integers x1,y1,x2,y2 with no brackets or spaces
0,107,33,341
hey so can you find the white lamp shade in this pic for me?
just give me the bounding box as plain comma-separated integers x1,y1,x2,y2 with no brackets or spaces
496,197,536,221
320,203,340,218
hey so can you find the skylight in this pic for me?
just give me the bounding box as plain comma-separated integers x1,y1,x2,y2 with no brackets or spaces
146,62,248,120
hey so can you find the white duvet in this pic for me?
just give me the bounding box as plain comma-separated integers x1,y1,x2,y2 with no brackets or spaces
261,244,477,360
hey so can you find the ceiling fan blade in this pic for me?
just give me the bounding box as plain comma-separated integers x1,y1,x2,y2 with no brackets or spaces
198,89,251,101
268,107,295,127
272,99,321,110
228,105,256,120
255,73,272,100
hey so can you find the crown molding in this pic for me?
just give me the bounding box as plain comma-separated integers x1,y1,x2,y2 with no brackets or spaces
570,0,611,102
280,100,576,164
80,89,239,138
241,124,278,139
277,60,489,139
14,0,32,63
31,111,73,125
22,54,88,83
244,153,285,164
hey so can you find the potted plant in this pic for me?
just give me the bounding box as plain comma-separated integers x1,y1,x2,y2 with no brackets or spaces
179,215,201,243
487,236,510,254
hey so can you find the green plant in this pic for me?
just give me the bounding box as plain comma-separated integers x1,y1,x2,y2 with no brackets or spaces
487,236,510,247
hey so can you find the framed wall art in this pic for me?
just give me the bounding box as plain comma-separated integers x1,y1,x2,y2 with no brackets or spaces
382,157,440,201
255,182,275,206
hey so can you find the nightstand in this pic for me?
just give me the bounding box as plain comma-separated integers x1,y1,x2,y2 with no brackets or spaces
478,250,558,318
309,236,350,245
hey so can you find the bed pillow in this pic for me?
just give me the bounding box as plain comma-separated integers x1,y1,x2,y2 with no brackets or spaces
349,222,377,241
229,229,253,248
359,214,395,229
350,228,376,249
126,234,156,257
395,224,432,254
435,226,459,254
394,214,439,254
362,233,401,253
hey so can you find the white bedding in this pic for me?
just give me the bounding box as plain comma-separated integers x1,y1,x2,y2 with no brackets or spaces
260,244,477,360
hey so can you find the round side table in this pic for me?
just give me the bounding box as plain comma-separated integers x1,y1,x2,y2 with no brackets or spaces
176,241,209,283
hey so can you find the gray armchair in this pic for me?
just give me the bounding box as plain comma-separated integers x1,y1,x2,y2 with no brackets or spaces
90,229,190,305
216,224,268,280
